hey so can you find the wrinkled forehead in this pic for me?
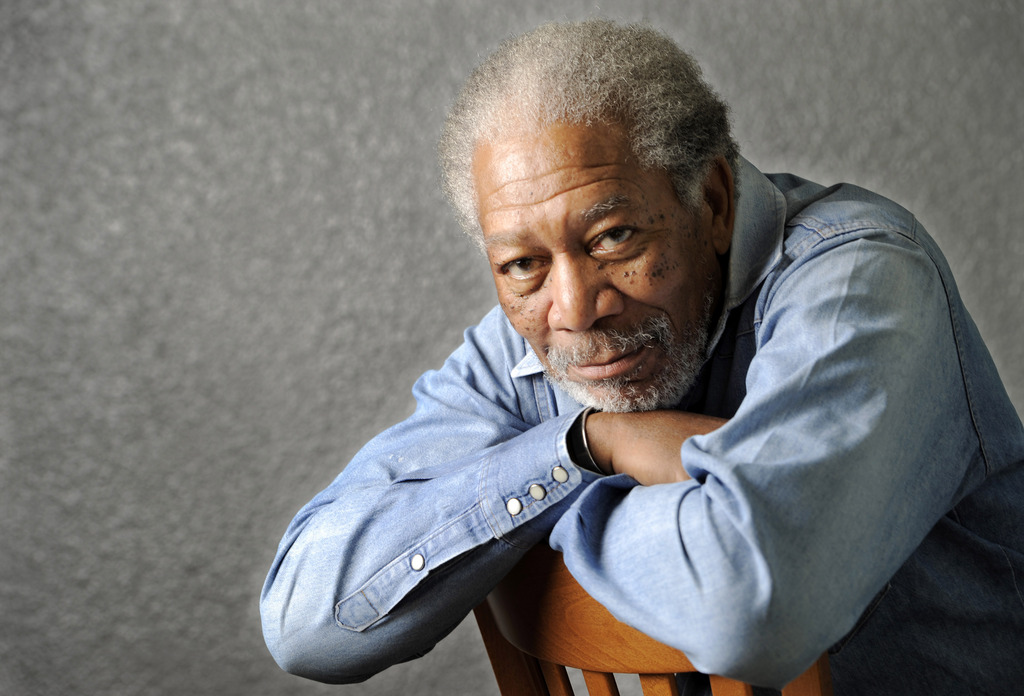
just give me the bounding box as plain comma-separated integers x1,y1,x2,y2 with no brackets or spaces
472,121,635,207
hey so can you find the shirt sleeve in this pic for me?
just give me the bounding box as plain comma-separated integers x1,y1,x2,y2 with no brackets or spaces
260,309,593,683
549,224,980,687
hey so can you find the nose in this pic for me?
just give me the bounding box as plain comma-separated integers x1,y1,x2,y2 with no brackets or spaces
548,257,623,332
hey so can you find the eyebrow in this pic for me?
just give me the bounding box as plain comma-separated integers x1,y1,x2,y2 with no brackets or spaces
580,194,632,223
483,193,635,252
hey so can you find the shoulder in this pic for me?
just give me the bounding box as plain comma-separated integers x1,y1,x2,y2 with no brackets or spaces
751,177,950,341
770,175,920,257
412,305,551,420
455,305,531,373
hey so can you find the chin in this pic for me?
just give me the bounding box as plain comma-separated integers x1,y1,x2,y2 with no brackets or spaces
542,305,712,413
554,374,692,413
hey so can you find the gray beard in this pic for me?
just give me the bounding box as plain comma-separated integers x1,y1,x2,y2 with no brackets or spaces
543,294,714,413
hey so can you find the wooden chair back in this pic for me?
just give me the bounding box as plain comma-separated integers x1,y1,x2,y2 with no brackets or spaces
474,544,832,696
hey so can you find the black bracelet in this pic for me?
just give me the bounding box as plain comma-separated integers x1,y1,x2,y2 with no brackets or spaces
567,407,606,475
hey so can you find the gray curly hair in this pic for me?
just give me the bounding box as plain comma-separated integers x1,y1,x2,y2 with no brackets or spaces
438,19,739,244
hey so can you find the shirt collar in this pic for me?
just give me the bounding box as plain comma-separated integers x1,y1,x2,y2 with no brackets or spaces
699,157,787,355
510,348,545,378
724,157,787,312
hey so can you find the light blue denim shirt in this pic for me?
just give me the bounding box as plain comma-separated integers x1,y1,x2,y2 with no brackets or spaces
261,160,1024,693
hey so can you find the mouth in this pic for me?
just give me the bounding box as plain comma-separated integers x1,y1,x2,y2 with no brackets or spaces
566,345,650,382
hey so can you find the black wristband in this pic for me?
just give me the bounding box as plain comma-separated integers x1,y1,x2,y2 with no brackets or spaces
567,407,605,475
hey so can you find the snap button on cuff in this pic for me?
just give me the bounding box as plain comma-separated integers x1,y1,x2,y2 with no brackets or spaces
410,553,425,571
552,466,569,483
506,498,523,516
529,484,547,501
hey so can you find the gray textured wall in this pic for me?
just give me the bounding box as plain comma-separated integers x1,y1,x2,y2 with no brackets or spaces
2,1,1021,695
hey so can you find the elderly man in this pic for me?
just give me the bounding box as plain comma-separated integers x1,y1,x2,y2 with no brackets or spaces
261,20,1024,693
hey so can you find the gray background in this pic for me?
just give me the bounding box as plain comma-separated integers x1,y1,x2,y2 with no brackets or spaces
2,1,1021,695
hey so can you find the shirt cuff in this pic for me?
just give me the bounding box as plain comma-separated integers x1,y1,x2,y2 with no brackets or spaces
480,413,596,547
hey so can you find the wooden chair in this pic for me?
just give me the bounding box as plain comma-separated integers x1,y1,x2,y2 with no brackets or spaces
474,544,833,696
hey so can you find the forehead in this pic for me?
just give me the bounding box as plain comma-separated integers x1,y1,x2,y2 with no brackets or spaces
472,122,652,231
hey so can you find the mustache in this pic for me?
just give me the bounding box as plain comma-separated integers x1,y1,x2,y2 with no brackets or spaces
545,315,673,372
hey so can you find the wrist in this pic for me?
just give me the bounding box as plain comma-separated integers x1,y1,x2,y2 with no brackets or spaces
567,407,610,475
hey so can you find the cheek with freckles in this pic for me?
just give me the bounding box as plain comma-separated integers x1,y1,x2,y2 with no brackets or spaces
646,251,682,282
498,289,548,345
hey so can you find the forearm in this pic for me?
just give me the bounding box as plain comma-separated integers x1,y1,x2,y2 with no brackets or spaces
260,411,592,682
585,410,726,485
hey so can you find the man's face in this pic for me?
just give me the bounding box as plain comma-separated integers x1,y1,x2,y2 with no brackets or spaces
473,121,733,412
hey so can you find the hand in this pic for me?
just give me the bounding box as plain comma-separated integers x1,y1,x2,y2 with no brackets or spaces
585,410,726,486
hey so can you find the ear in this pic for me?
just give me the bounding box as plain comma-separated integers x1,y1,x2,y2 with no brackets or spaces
703,157,735,256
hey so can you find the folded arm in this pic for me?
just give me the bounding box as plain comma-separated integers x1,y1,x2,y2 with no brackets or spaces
259,310,595,682
552,232,977,687
263,230,978,689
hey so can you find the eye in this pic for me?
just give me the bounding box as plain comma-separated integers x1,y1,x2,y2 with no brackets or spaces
591,227,634,252
501,257,541,280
